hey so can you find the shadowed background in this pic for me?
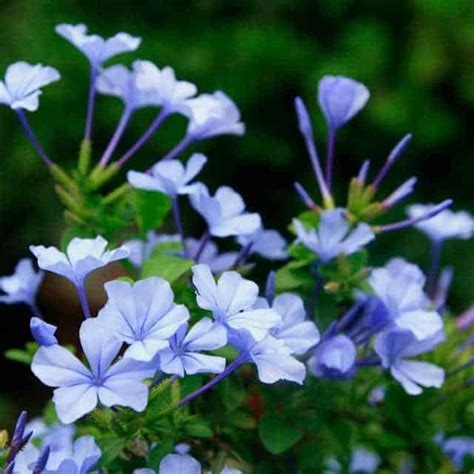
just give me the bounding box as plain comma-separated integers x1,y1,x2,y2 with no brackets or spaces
0,0,473,422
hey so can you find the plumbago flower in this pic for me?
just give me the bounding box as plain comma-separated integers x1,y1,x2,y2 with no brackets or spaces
190,185,261,238
0,258,43,311
293,209,374,263
128,153,207,197
368,258,443,340
374,327,445,395
236,226,288,260
30,317,58,347
31,318,155,423
96,277,189,361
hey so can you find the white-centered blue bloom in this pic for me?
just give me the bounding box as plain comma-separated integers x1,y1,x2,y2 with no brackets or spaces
0,258,43,308
318,75,370,129
31,318,154,423
96,277,189,361
308,334,357,380
236,227,287,260
159,318,227,377
255,293,320,355
30,236,130,286
30,317,58,347
128,153,207,198
134,61,197,113
374,327,445,395
293,209,374,263
55,23,141,68
185,91,245,140
190,185,261,238
407,204,474,242
96,61,163,111
369,258,443,340
192,264,281,342
0,62,60,112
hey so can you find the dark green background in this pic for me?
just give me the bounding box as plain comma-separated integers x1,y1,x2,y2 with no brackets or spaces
0,0,473,419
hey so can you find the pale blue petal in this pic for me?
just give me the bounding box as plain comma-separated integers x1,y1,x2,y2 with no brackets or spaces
53,385,98,424
159,453,201,474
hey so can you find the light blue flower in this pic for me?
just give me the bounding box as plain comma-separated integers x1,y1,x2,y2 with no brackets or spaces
55,23,141,68
308,334,356,380
0,62,60,112
236,227,287,260
159,318,227,377
185,91,245,140
31,318,154,423
128,153,207,198
293,209,374,263
96,277,189,362
134,62,197,113
30,236,130,286
374,327,445,395
192,264,281,342
159,452,201,474
369,258,443,340
186,238,238,273
30,317,58,347
443,436,474,469
0,258,43,308
190,185,261,238
318,75,369,129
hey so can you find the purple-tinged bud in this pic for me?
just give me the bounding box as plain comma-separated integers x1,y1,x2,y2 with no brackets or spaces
372,133,412,188
294,182,318,210
377,199,453,233
433,266,453,312
357,160,370,184
11,411,27,448
294,97,313,137
457,305,474,331
265,270,276,304
33,446,51,474
382,177,417,208
30,317,58,346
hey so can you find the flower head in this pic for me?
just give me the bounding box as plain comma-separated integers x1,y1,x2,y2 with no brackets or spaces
318,75,369,129
0,62,60,112
293,209,374,263
30,317,58,347
190,185,261,238
236,227,287,260
308,334,357,380
128,153,207,198
30,236,130,286
134,62,197,113
374,327,445,395
0,258,43,307
96,277,189,361
55,23,140,68
185,91,245,140
31,318,154,423
407,204,474,242
159,318,227,377
192,264,280,341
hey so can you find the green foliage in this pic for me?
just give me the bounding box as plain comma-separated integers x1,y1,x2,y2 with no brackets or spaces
141,254,194,283
132,189,171,233
258,413,303,454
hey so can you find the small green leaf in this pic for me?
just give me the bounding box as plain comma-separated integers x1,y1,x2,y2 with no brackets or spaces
97,435,126,465
141,255,193,283
258,414,303,454
132,189,171,232
185,420,213,438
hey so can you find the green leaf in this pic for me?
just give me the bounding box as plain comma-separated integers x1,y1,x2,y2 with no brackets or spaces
258,414,303,454
97,435,126,465
4,342,39,365
185,419,213,438
141,254,193,283
132,189,171,232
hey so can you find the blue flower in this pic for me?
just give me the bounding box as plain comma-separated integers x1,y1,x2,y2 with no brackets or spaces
293,209,374,263
55,23,141,68
407,204,474,242
369,258,443,339
308,334,356,380
159,452,201,474
30,317,58,347
0,62,60,112
236,227,288,260
186,238,238,273
0,258,43,308
255,293,320,355
31,319,154,423
443,436,474,469
185,91,245,140
128,153,207,198
318,75,370,129
190,185,261,238
192,264,281,341
96,277,189,361
30,236,130,286
96,61,164,111
374,327,445,395
134,62,197,113
159,318,227,377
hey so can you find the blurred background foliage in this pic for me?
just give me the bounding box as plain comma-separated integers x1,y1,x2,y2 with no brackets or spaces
0,0,473,421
